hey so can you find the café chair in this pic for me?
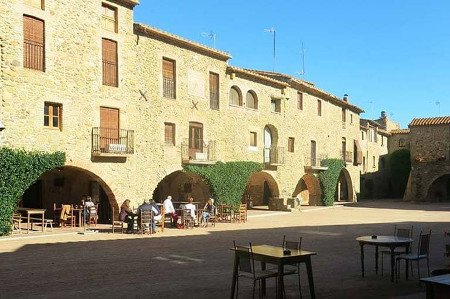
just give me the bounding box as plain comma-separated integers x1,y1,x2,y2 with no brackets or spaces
396,230,431,282
12,213,22,234
86,204,99,226
140,210,154,234
59,204,75,227
111,206,125,233
232,241,279,298
381,225,413,275
281,235,303,297
181,209,194,229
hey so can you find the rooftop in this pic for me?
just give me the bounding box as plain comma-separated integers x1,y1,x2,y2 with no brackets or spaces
409,116,450,127
390,128,410,134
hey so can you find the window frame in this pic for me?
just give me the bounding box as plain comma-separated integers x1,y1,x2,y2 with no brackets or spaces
44,102,62,130
270,98,281,113
101,3,118,33
23,15,45,72
102,38,118,87
209,72,219,110
164,122,176,146
249,131,257,147
317,99,322,116
297,92,303,110
246,90,258,110
162,57,176,99
288,137,295,153
229,86,242,107
25,0,44,10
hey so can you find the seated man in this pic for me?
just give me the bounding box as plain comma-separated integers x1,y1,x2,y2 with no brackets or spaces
163,195,178,227
184,197,197,225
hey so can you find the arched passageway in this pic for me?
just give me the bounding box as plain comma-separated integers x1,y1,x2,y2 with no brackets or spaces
292,174,322,206
426,174,450,201
21,166,116,223
152,170,212,204
243,172,279,207
335,168,354,202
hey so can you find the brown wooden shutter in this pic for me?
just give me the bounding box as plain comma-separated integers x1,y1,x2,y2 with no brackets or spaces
165,123,174,144
23,16,44,71
162,59,174,79
102,39,118,87
297,92,303,110
100,107,119,150
354,140,363,165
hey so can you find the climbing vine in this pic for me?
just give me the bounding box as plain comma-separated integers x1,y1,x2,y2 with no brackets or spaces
318,158,345,206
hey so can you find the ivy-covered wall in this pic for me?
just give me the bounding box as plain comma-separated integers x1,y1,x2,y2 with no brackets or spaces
0,148,65,235
389,149,411,198
318,158,345,206
184,161,263,207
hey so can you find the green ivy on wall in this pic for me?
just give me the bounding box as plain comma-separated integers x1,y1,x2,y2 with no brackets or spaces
318,158,345,206
389,149,411,198
0,148,65,236
184,161,263,207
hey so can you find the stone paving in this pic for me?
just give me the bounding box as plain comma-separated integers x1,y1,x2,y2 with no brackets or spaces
1,199,450,298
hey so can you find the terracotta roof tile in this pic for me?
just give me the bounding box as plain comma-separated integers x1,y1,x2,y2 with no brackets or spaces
390,129,410,134
409,116,450,127
227,66,289,88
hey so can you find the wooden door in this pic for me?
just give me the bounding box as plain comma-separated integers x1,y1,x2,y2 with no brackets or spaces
100,107,119,152
188,122,203,159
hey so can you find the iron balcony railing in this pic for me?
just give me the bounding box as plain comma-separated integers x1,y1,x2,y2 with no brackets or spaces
92,127,134,155
163,77,176,99
304,154,328,167
264,146,285,165
181,138,216,163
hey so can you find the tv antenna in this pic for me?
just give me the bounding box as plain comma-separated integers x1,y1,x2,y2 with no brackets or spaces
201,31,216,48
435,100,441,115
297,42,306,76
264,27,276,72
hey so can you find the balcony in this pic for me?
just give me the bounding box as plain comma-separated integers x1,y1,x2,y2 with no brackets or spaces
304,154,329,171
181,139,216,164
264,146,285,165
163,77,176,99
92,127,134,156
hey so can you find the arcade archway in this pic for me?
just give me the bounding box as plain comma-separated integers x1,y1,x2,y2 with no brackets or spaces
426,174,450,201
292,174,322,206
335,168,354,202
243,172,279,207
21,166,116,223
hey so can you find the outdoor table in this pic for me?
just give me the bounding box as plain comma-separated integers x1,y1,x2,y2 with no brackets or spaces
17,208,46,234
356,235,413,282
420,274,450,299
231,244,317,299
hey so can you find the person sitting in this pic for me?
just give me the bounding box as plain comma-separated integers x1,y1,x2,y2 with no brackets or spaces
120,199,137,233
163,195,178,227
201,198,215,227
185,197,197,225
150,200,163,229
83,196,97,225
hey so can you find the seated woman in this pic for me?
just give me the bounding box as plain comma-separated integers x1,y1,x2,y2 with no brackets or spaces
201,198,214,227
120,199,137,233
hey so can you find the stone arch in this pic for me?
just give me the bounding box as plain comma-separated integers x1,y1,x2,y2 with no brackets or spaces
292,174,322,206
21,166,116,223
335,168,354,202
243,171,279,207
425,173,450,201
152,170,212,204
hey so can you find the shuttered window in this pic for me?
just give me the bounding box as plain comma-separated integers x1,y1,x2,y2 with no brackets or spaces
164,123,175,145
102,3,117,33
229,86,242,106
44,102,62,130
246,91,258,110
297,92,303,110
163,58,176,98
209,72,219,110
25,0,44,10
102,38,118,87
317,100,322,116
288,137,295,153
23,16,45,71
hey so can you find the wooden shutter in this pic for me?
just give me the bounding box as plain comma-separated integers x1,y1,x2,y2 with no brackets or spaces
23,16,44,71
297,92,303,110
165,123,174,145
354,140,363,165
162,59,174,79
209,72,219,110
102,39,118,86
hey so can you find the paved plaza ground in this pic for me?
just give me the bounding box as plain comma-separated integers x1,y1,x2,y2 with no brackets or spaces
1,199,450,298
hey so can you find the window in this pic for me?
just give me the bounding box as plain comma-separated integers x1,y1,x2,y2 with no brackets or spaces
317,100,322,116
361,131,365,140
229,86,242,106
271,98,281,113
23,15,45,71
342,108,346,122
288,137,295,153
368,127,378,143
209,72,219,110
163,58,176,99
373,156,376,168
102,3,118,33
246,90,258,109
164,123,175,145
44,102,62,129
25,0,44,9
381,135,384,146
297,92,303,110
102,38,118,87
399,138,405,147
350,113,353,124
249,132,257,147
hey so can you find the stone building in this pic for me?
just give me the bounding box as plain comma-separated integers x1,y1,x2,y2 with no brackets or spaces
0,0,365,220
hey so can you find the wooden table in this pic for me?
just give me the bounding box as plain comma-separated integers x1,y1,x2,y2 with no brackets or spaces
356,235,413,282
420,274,450,299
17,208,46,234
231,244,317,299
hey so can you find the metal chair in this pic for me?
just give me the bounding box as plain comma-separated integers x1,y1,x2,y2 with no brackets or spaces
381,225,413,275
232,241,279,298
396,230,431,282
281,235,303,298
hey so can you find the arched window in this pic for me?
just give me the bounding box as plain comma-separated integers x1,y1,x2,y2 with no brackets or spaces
229,86,242,106
246,90,258,110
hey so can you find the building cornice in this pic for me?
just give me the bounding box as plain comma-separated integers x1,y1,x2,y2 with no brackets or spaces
227,66,289,89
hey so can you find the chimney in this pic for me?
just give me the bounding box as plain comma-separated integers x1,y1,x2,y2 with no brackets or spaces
381,111,386,118
343,94,348,102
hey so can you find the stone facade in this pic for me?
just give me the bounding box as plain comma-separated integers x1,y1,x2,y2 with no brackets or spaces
1,0,365,214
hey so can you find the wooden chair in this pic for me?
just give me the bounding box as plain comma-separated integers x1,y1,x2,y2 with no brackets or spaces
53,203,61,226
396,230,432,281
86,204,99,226
139,210,154,234
181,209,194,229
219,204,233,223
59,204,75,227
381,225,413,275
281,235,303,297
12,213,22,234
232,241,279,298
111,206,125,233
236,204,247,223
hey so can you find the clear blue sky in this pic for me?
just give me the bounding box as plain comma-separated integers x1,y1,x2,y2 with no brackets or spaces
134,0,450,128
